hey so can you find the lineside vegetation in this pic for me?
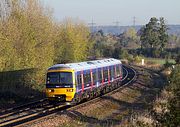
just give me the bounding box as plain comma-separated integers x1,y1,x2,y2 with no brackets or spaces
0,0,91,102
128,65,180,127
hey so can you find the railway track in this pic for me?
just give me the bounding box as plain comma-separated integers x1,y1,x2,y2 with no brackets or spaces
0,64,136,127
0,99,47,117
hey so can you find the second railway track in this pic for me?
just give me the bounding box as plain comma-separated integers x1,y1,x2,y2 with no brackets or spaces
0,64,136,127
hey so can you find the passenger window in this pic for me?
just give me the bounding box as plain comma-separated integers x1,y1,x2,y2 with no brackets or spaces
92,71,96,83
103,68,108,82
98,69,102,83
116,65,120,77
108,67,110,79
111,66,114,79
84,72,90,84
77,74,82,85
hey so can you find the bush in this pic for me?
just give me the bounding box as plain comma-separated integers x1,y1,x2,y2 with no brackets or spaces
175,54,180,64
161,65,180,126
134,55,142,63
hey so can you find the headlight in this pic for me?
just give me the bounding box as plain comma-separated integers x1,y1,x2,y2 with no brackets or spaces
67,89,73,92
48,89,54,92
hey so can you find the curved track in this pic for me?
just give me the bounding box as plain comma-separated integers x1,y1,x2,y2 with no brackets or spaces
0,64,136,127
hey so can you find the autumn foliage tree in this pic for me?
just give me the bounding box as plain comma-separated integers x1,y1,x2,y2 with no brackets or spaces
54,19,90,63
0,0,56,71
0,0,91,94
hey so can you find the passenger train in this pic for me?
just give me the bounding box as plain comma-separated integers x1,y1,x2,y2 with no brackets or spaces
46,58,123,104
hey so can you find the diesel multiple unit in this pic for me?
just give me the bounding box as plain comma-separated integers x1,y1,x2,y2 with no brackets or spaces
46,58,123,104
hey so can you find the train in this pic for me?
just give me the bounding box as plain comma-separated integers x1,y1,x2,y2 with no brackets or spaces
45,58,123,105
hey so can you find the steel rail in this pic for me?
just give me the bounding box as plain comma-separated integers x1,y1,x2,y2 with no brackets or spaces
0,101,49,120
0,99,47,114
0,103,55,124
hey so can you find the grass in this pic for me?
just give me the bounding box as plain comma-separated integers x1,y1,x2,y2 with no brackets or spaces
59,119,87,127
144,58,176,65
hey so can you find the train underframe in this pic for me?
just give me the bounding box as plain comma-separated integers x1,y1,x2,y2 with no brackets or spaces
47,79,121,105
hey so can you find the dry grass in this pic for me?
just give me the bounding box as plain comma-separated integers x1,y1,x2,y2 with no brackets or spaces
127,87,173,127
130,112,158,127
153,89,173,114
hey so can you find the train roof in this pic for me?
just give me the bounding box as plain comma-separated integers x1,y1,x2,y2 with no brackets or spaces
48,58,121,71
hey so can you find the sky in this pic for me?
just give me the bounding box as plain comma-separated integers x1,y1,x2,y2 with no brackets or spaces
43,0,180,26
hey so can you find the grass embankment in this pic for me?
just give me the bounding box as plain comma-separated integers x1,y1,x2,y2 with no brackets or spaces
0,69,45,110
145,58,175,65
127,65,180,127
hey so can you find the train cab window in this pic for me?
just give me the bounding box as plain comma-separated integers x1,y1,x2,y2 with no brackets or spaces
47,72,73,85
47,72,59,84
60,72,72,84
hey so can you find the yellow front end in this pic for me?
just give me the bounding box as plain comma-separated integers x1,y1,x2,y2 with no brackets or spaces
46,88,75,101
45,69,76,102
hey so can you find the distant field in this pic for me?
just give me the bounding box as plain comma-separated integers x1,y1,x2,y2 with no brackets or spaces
145,58,176,65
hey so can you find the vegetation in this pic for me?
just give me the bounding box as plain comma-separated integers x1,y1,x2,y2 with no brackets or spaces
0,0,179,109
145,58,175,65
90,17,180,63
175,53,180,64
139,17,168,58
163,65,180,126
0,0,90,103
54,19,90,63
140,17,168,52
89,27,139,61
128,65,180,127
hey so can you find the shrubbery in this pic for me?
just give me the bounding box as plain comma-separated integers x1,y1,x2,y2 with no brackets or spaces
129,65,180,126
164,65,180,126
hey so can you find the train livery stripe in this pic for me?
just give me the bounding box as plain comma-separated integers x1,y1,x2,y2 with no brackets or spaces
81,70,84,93
119,64,122,79
108,66,110,85
101,68,104,85
114,65,117,78
90,69,93,90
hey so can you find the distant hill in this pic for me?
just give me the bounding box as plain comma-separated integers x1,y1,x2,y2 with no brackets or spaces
90,25,180,36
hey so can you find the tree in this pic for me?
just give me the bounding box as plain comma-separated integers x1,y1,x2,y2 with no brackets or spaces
175,53,180,64
140,17,160,49
124,27,138,40
118,27,140,49
103,45,114,57
0,0,92,95
0,0,58,89
159,17,168,51
163,65,180,126
140,17,169,57
168,35,178,48
54,19,90,63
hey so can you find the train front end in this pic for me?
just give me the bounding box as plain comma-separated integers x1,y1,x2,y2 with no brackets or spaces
45,65,75,102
